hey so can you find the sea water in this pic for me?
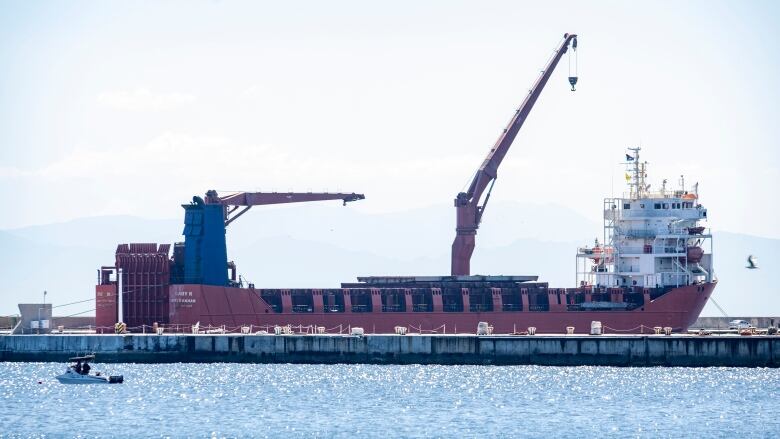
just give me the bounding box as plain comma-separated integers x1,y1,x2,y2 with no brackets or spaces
1,363,778,438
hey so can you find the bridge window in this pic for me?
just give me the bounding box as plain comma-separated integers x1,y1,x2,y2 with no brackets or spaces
654,203,661,209
623,203,630,209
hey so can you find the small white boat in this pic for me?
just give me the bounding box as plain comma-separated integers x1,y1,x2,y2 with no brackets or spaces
55,355,123,384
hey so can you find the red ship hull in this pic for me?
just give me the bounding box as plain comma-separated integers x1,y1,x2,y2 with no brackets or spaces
166,282,715,334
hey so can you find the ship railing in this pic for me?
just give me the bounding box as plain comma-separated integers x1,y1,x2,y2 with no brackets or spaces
443,304,463,312
528,305,549,312
664,227,709,236
620,191,695,200
469,304,493,312
381,305,404,312
412,304,433,312
615,227,699,238
324,305,344,313
292,305,314,313
617,245,687,255
351,305,371,313
620,229,657,239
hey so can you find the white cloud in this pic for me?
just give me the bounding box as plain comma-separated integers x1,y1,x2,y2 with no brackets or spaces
1,131,778,237
97,88,196,111
16,132,481,185
0,132,487,221
28,133,286,181
0,166,26,178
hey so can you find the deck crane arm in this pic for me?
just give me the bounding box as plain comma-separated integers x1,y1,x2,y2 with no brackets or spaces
451,33,578,276
180,189,364,286
202,190,365,226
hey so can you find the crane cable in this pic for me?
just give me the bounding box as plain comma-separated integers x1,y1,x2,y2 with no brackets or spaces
52,298,94,309
61,308,96,318
462,35,575,194
567,36,578,91
708,296,729,318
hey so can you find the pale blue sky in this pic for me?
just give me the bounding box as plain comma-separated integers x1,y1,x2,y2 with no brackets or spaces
1,0,779,238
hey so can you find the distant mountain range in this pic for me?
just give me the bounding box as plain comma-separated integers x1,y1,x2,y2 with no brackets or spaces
1,201,777,317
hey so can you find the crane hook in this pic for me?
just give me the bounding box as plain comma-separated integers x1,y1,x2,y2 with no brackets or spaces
568,36,578,91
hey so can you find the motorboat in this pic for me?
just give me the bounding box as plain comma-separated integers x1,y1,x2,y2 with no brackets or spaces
55,354,123,384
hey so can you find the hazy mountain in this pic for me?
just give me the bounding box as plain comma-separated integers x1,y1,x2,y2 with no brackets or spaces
0,230,103,316
7,215,182,250
225,200,600,259
0,203,777,317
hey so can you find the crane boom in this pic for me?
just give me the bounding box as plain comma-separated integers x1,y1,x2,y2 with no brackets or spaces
202,190,365,226
451,33,577,276
180,189,365,286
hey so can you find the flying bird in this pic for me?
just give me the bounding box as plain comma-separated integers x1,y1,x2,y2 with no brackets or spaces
746,255,759,269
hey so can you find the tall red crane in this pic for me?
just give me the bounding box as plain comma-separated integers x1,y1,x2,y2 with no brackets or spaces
451,33,578,276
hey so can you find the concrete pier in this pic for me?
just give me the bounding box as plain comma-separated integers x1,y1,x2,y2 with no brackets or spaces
1,334,778,367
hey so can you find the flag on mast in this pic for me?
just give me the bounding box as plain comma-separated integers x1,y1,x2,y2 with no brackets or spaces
624,173,631,182
625,154,635,161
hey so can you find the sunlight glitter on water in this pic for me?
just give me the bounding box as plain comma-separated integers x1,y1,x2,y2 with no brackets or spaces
1,363,778,437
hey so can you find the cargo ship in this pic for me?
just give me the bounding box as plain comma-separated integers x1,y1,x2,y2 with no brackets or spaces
94,34,716,333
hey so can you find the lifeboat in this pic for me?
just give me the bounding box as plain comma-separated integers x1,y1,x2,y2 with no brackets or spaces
686,246,704,263
682,193,697,200
687,226,705,235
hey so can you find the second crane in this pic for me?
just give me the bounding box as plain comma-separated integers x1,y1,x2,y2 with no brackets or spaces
451,33,578,276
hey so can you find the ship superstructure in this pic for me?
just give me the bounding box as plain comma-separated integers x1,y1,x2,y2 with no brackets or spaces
577,148,713,292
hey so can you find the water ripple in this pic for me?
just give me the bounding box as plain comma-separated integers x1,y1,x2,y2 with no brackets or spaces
1,363,778,438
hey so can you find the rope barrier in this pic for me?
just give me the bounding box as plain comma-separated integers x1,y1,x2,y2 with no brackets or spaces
325,324,344,334
408,324,446,334
48,322,689,336
602,325,646,333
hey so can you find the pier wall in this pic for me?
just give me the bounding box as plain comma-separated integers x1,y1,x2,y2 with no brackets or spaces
1,335,777,367
692,316,780,329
